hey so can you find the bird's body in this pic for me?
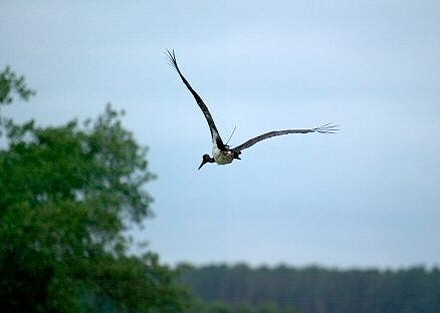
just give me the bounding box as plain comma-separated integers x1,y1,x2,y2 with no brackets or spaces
213,147,235,165
166,50,338,170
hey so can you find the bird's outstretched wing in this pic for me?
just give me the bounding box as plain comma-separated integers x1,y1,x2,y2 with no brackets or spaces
231,123,338,153
166,49,226,150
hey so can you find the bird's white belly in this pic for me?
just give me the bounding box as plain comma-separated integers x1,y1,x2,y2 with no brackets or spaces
213,147,234,165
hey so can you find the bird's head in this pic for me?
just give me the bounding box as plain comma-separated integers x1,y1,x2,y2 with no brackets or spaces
198,154,214,170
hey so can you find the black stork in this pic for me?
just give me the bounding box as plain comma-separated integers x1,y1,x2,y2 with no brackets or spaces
166,50,338,170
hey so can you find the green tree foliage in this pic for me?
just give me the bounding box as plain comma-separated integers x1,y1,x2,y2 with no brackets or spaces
180,263,440,313
187,300,297,313
0,67,190,312
0,66,35,105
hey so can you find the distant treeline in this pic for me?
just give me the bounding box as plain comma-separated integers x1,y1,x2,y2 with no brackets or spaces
179,263,440,313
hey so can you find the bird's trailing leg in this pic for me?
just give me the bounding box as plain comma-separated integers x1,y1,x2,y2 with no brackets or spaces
225,125,237,146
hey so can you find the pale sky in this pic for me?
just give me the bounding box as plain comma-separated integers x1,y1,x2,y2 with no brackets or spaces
1,1,439,269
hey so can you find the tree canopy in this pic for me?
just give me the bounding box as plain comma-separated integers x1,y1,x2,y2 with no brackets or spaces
0,67,190,312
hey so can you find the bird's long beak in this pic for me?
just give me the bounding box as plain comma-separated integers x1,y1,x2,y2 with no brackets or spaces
198,159,207,170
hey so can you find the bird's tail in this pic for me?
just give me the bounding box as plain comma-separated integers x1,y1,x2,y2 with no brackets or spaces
233,150,241,160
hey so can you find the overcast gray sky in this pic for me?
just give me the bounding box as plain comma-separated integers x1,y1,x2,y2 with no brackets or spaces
1,1,440,269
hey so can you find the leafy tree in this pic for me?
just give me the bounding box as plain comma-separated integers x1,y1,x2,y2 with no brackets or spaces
0,67,190,312
0,66,35,105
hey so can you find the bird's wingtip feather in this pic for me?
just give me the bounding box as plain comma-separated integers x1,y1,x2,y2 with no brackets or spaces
314,123,339,134
165,49,178,70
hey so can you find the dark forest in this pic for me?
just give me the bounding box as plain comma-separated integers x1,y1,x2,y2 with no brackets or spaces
180,263,440,313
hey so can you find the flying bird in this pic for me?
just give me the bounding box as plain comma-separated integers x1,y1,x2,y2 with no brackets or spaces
166,50,338,170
